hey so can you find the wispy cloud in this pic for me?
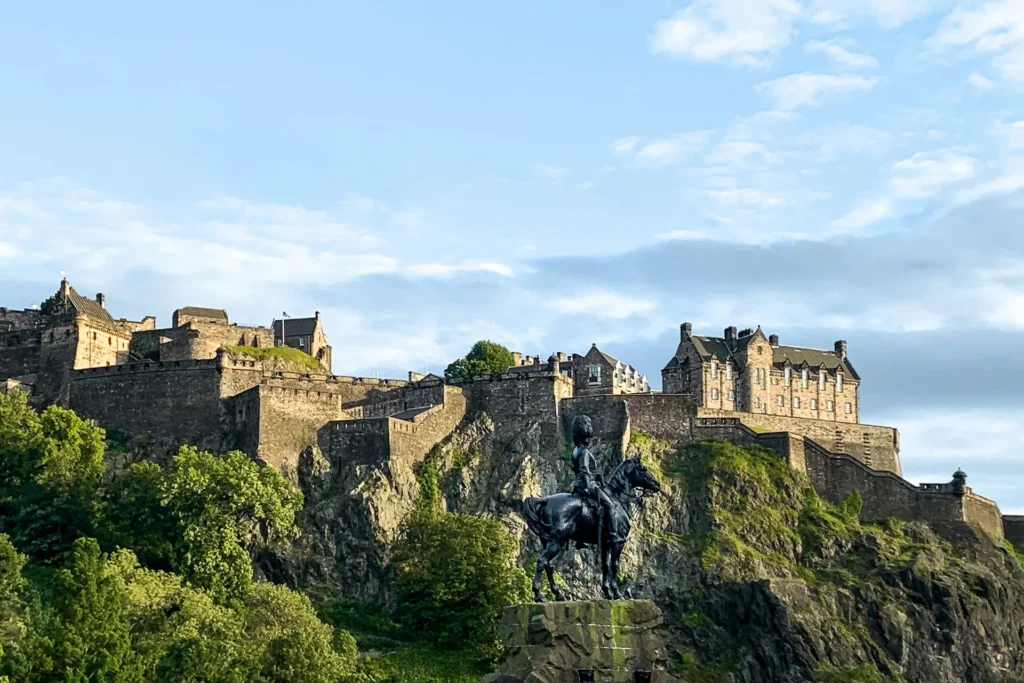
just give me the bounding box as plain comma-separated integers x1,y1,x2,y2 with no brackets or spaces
612,137,640,155
829,197,894,233
530,163,569,180
756,73,878,110
929,1,1024,82
890,149,978,199
633,131,715,168
968,72,994,89
650,0,801,67
804,39,879,69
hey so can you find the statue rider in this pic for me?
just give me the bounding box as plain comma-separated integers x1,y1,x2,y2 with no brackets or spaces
569,415,621,549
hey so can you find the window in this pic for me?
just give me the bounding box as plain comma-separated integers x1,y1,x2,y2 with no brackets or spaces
776,396,784,406
792,397,800,408
845,402,853,414
711,361,718,378
758,346,763,355
836,373,844,392
728,390,735,401
711,388,719,400
827,401,834,412
93,332,97,340
811,399,818,410
801,369,808,388
754,397,761,408
818,372,826,390
726,362,733,379
784,367,791,386
108,336,112,345
587,365,601,384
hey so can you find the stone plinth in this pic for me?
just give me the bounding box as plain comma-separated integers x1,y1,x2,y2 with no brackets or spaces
483,600,680,683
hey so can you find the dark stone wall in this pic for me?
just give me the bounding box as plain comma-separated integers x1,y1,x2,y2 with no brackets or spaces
458,373,570,453
68,360,223,450
620,394,698,441
1005,517,1024,550
0,330,42,379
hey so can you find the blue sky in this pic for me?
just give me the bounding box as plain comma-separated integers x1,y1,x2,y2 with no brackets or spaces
1,1,1023,512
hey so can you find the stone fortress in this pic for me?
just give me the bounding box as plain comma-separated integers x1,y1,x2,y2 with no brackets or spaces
1,279,1019,545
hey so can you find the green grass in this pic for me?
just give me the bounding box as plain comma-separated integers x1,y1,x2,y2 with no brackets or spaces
346,645,490,683
224,344,323,370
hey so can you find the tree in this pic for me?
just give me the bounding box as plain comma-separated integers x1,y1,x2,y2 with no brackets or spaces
243,583,354,683
444,341,514,379
391,512,530,659
33,538,142,683
103,461,175,570
0,535,29,681
0,393,107,562
161,447,303,603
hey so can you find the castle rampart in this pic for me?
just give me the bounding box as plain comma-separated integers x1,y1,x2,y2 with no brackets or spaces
1004,516,1024,550
696,407,900,475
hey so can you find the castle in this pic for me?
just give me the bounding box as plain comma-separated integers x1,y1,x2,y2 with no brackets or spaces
1,279,1019,545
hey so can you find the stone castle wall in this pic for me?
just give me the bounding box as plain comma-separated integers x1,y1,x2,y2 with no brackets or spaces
1005,516,1024,550
454,372,573,453
250,378,349,471
697,407,900,475
68,360,224,450
0,307,44,331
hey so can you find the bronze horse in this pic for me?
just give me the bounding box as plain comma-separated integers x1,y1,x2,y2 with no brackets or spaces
521,454,661,602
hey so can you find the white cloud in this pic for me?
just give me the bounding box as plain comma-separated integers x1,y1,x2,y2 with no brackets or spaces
550,291,656,320
707,141,779,169
890,149,978,199
0,242,17,259
634,131,714,167
612,137,640,155
968,72,994,88
804,39,879,69
699,185,793,210
811,0,945,29
798,123,893,162
406,261,514,279
992,119,1024,149
929,1,1024,82
829,198,894,233
530,163,569,180
756,73,878,110
649,0,801,67
953,173,1024,204
575,181,595,191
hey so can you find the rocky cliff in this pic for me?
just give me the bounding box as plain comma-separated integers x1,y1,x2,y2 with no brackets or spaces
261,411,1024,682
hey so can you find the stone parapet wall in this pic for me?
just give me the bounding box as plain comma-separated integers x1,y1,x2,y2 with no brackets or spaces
697,407,901,475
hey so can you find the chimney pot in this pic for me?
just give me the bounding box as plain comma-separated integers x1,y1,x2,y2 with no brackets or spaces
96,293,106,309
725,326,737,341
769,334,779,346
315,311,320,320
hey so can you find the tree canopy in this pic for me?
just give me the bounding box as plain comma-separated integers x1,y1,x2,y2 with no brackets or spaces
444,340,515,379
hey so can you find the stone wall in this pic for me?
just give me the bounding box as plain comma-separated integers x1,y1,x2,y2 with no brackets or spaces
619,393,698,440
0,307,43,331
1005,516,1024,550
131,321,275,362
328,418,391,466
388,386,468,465
74,320,130,369
250,378,349,471
0,329,42,380
68,360,224,450
963,492,1004,538
455,372,571,453
697,407,900,475
560,395,630,463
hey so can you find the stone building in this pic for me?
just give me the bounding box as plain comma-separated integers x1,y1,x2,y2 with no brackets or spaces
575,344,650,396
272,313,332,372
0,279,148,403
662,323,859,423
172,306,229,328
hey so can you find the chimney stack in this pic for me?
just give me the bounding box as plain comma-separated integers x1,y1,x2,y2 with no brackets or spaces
315,310,320,320
96,293,106,309
834,340,847,360
769,334,779,347
724,326,737,341
681,322,692,340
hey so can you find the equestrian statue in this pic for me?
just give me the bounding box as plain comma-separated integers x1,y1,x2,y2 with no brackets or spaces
521,415,662,602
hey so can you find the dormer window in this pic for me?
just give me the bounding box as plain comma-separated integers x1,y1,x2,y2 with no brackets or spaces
784,367,791,386
801,369,808,388
819,372,826,390
836,373,844,393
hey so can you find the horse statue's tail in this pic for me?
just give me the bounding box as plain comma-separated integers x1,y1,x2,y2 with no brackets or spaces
522,496,553,540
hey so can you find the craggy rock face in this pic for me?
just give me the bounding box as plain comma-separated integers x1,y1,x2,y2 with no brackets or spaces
259,414,1024,683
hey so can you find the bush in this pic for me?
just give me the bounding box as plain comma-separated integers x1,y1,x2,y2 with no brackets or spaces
391,512,530,659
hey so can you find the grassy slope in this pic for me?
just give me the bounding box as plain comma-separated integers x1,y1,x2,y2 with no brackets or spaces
224,345,323,370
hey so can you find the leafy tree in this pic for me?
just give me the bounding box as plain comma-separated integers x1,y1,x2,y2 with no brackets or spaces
444,340,514,379
243,583,355,683
103,461,175,570
0,393,107,562
391,512,530,659
32,537,141,683
0,535,29,680
161,447,303,603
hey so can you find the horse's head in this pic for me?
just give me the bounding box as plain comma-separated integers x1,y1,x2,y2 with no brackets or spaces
623,454,661,494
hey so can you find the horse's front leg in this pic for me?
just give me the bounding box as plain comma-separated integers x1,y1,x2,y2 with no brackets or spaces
534,539,563,602
608,541,625,600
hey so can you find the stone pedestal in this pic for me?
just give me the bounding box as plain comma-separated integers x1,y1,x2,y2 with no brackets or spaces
483,600,680,683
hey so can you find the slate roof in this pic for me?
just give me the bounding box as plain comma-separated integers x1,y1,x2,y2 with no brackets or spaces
273,317,318,338
677,332,858,379
772,346,858,379
178,306,228,320
66,286,114,325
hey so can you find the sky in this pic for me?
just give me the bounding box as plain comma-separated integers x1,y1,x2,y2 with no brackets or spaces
1,1,1022,513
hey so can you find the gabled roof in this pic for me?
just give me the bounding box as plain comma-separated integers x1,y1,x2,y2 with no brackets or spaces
772,345,858,379
178,306,228,320
689,334,755,365
66,286,114,325
273,317,318,338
